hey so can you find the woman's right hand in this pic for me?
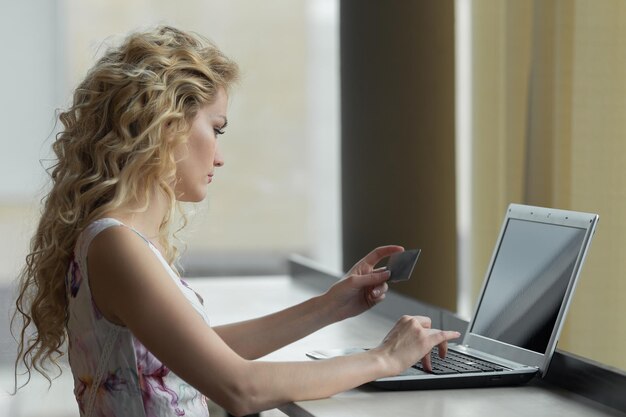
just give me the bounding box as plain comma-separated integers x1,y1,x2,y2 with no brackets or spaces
374,315,461,376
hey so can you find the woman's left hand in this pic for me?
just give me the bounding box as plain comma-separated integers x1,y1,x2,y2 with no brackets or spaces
324,245,404,322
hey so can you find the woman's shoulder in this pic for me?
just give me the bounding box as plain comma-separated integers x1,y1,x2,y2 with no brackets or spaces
86,219,152,268
76,217,128,257
85,219,165,325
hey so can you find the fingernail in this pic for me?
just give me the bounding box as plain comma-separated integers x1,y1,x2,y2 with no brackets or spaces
372,289,380,297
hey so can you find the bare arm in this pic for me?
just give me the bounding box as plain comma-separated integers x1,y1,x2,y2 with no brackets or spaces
215,246,402,359
89,228,458,416
213,294,334,360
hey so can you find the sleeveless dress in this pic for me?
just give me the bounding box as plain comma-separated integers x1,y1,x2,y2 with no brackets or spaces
65,218,211,417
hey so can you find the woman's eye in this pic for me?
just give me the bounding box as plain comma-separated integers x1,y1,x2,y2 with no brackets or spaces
213,127,225,136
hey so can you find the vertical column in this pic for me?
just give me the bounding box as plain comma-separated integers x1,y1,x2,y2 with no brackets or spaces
340,0,457,311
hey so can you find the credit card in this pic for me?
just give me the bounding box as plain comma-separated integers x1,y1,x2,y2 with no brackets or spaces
386,249,421,282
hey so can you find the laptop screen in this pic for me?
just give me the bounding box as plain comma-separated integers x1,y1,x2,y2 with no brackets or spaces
470,218,587,353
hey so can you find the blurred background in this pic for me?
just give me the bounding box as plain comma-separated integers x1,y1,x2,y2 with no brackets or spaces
0,0,624,416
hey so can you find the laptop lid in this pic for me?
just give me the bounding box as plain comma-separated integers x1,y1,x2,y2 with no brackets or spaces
462,204,598,375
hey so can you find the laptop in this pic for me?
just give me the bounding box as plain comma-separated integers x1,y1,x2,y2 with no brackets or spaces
308,203,599,390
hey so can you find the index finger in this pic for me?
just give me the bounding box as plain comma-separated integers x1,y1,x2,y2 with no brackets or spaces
428,329,461,347
360,245,404,268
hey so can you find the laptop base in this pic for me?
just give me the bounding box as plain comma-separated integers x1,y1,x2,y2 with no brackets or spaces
370,371,537,391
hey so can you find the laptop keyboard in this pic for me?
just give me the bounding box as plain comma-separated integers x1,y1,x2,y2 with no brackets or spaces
413,347,509,374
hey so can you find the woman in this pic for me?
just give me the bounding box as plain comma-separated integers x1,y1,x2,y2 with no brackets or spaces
13,26,459,417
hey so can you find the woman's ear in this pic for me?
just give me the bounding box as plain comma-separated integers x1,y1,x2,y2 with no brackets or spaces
163,120,182,144
164,118,188,137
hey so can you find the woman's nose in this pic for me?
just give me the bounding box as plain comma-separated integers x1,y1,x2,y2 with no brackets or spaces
214,147,225,167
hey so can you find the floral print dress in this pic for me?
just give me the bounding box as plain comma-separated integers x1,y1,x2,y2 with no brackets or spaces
65,218,211,417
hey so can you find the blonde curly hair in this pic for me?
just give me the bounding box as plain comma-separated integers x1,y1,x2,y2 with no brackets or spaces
12,25,239,389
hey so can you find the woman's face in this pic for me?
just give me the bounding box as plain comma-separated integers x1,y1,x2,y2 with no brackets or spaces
174,87,228,202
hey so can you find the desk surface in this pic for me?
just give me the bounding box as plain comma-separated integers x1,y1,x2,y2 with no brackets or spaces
194,276,623,417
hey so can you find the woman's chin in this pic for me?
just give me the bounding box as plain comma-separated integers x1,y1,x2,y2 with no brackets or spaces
176,190,207,203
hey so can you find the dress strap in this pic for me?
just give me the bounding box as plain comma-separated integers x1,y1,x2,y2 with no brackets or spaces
75,218,124,274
